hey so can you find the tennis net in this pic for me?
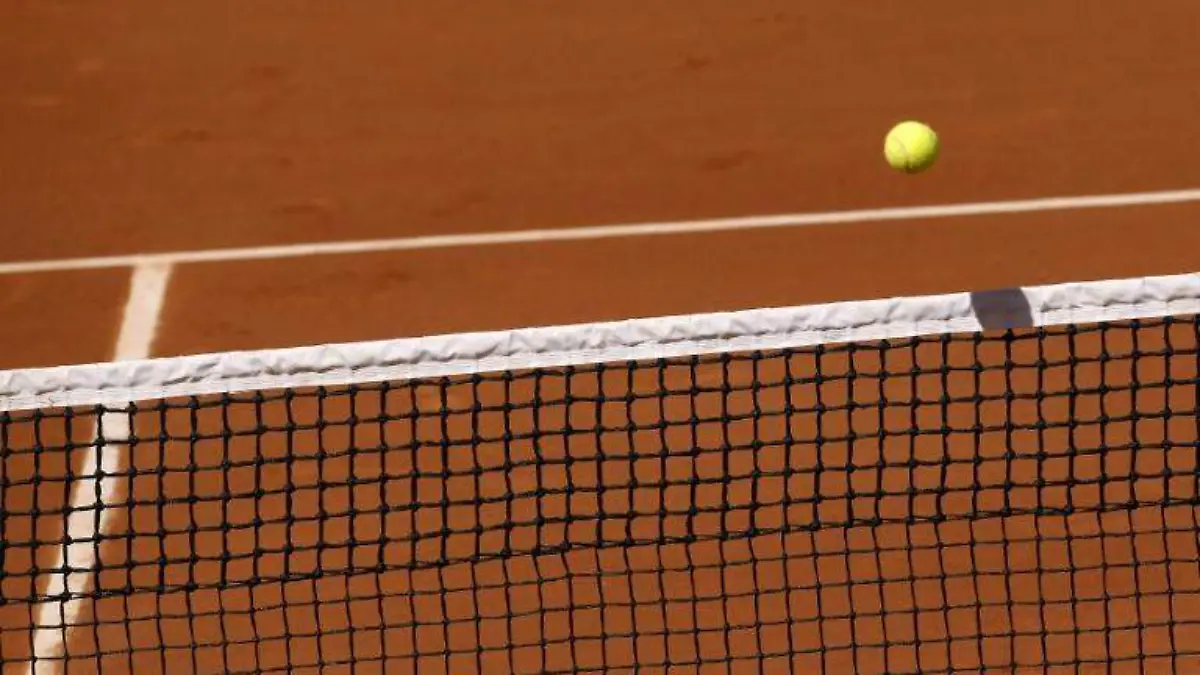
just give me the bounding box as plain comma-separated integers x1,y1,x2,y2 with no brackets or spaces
3,272,1200,674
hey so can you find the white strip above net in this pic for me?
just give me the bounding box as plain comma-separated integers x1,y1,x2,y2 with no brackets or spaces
1,272,1197,412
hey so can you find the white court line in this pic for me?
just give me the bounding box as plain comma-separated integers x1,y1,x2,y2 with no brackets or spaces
110,264,174,361
0,188,1199,276
27,263,173,675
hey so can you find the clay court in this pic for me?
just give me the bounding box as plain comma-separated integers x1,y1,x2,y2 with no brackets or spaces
4,2,1200,673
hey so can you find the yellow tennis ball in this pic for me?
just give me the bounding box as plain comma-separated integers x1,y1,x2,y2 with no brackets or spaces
884,121,939,173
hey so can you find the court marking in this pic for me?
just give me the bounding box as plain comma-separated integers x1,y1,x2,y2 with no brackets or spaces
0,187,1199,275
27,264,173,675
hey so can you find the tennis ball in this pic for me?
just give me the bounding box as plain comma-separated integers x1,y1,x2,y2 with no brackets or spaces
884,121,939,173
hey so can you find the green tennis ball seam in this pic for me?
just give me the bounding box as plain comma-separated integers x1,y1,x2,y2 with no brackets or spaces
895,137,911,171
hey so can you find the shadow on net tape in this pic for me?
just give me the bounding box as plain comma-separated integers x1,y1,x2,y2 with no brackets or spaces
970,287,1035,331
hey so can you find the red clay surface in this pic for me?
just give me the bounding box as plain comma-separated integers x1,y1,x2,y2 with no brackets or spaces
4,3,1200,263
4,1,1200,673
158,201,1200,357
0,270,129,369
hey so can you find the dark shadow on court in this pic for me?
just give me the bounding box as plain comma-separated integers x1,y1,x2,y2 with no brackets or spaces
969,287,1035,331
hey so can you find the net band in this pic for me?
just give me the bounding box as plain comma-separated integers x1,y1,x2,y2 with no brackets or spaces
2,272,1198,412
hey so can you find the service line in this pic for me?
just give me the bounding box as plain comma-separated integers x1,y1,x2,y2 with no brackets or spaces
1,188,1199,276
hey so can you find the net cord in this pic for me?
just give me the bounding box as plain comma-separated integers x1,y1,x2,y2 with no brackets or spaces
0,271,1197,412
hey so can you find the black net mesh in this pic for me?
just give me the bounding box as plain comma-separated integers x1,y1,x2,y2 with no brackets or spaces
3,317,1200,673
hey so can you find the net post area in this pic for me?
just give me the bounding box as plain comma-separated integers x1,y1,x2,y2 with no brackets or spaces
0,271,1199,674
